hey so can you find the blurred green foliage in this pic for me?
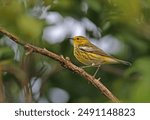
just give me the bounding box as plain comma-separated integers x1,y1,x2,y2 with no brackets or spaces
0,0,150,102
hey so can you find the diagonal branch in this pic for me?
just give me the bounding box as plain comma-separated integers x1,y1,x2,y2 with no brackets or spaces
0,27,120,103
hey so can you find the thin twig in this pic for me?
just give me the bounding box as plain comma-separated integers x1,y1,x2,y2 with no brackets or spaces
1,65,32,102
0,27,120,102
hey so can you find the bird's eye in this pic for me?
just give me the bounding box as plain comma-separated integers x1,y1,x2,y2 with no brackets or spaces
77,37,79,40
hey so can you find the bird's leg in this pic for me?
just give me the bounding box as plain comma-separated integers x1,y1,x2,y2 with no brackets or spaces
93,64,101,78
81,65,91,68
81,63,96,69
81,63,101,80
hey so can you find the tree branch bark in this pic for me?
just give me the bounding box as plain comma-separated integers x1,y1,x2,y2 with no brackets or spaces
0,27,120,103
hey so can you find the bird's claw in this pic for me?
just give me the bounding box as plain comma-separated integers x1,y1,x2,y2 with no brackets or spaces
65,56,70,61
97,77,101,81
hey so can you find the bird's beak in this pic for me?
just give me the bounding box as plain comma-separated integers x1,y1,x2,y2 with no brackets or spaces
68,37,73,40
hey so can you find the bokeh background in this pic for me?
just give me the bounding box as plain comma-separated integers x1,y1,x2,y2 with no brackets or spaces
0,0,150,102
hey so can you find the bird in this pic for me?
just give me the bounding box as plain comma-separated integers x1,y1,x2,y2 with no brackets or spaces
70,36,131,77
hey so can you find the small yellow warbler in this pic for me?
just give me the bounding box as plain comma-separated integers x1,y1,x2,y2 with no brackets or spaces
70,36,131,76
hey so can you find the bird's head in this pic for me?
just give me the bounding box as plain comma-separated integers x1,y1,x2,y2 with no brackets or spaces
70,36,90,46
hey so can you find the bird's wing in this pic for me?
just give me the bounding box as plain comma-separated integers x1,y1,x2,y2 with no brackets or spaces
78,44,131,65
78,43,113,58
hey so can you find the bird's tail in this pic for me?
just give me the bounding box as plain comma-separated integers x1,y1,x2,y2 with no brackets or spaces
115,59,131,66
